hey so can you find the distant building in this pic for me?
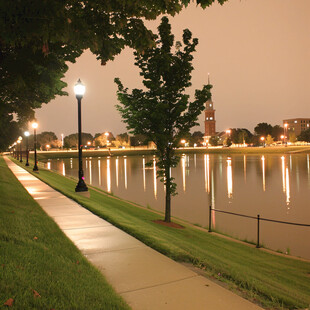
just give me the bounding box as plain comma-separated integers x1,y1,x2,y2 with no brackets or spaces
283,118,310,137
204,76,216,142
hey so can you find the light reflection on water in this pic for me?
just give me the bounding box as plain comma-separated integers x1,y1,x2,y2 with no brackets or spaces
45,153,310,259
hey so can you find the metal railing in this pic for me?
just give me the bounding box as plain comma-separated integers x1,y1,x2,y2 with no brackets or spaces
208,206,310,248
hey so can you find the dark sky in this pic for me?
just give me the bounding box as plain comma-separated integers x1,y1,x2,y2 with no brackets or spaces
35,0,310,138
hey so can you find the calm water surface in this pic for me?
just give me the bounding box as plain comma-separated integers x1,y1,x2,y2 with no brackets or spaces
44,153,310,259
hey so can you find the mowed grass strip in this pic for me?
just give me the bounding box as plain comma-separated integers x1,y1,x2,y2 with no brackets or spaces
11,157,310,309
0,157,130,310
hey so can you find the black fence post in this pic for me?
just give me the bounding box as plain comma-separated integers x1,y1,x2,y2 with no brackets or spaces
208,205,212,232
256,214,260,248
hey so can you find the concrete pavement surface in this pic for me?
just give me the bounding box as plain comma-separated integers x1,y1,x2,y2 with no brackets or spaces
4,156,263,310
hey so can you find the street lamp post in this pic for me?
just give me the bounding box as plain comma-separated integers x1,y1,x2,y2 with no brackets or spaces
284,123,288,146
32,122,39,171
24,131,30,166
18,136,23,162
260,136,265,148
74,79,88,192
13,142,17,158
17,139,22,162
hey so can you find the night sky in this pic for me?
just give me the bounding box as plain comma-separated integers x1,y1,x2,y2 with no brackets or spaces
35,0,310,138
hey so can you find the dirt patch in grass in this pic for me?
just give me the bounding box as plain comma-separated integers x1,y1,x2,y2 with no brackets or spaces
153,219,185,229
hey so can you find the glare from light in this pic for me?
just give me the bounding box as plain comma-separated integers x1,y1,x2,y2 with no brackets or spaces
74,79,86,96
32,122,38,129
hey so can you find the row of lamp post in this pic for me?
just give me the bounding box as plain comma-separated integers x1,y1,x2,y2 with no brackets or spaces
11,124,38,170
10,79,88,193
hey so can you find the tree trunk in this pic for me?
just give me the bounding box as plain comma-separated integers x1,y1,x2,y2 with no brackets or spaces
164,162,171,223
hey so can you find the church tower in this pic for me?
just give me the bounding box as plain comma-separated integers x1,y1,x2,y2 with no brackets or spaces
204,74,216,138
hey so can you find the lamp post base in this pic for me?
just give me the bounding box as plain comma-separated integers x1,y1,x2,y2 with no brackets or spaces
75,179,88,192
33,165,39,172
26,163,29,166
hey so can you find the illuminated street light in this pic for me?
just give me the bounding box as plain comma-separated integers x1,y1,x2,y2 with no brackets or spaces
18,136,23,162
284,123,288,146
32,122,39,171
46,144,50,151
17,138,23,162
24,131,30,166
260,136,265,148
181,139,186,148
74,79,88,193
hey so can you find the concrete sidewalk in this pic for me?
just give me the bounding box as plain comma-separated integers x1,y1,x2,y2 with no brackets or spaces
4,156,262,310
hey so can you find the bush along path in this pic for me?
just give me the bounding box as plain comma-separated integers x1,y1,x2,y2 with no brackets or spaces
0,156,130,309
7,156,310,310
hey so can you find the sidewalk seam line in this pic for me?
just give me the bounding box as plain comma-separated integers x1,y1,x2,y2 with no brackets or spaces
119,275,200,295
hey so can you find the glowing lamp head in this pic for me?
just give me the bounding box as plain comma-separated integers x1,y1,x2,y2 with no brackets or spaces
18,136,22,141
32,122,38,129
260,136,265,141
104,132,109,137
226,129,231,134
17,140,21,144
181,139,186,144
74,79,85,98
24,131,30,137
284,123,288,128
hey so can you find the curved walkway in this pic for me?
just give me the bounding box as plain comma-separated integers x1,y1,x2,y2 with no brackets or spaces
4,156,262,310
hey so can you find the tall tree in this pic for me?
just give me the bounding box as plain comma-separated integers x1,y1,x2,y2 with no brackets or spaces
254,123,273,137
298,129,310,142
116,17,211,222
191,131,204,146
114,133,130,148
265,134,274,146
64,133,93,148
271,125,283,141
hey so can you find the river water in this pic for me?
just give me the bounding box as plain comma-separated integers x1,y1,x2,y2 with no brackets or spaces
44,153,310,259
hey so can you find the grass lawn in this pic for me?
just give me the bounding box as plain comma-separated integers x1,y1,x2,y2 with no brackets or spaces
0,156,130,309
8,156,310,310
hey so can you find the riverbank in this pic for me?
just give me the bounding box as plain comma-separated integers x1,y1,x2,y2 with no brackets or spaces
0,156,130,309
21,145,310,161
9,156,310,309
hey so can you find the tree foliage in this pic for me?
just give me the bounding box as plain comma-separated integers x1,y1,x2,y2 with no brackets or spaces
37,131,59,148
254,123,273,137
64,133,93,148
191,131,204,146
209,135,219,146
271,125,283,140
115,17,211,222
94,132,115,147
230,128,252,144
0,0,226,151
298,129,310,142
265,134,274,146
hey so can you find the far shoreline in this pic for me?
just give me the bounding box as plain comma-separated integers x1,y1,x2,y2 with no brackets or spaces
18,145,310,161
